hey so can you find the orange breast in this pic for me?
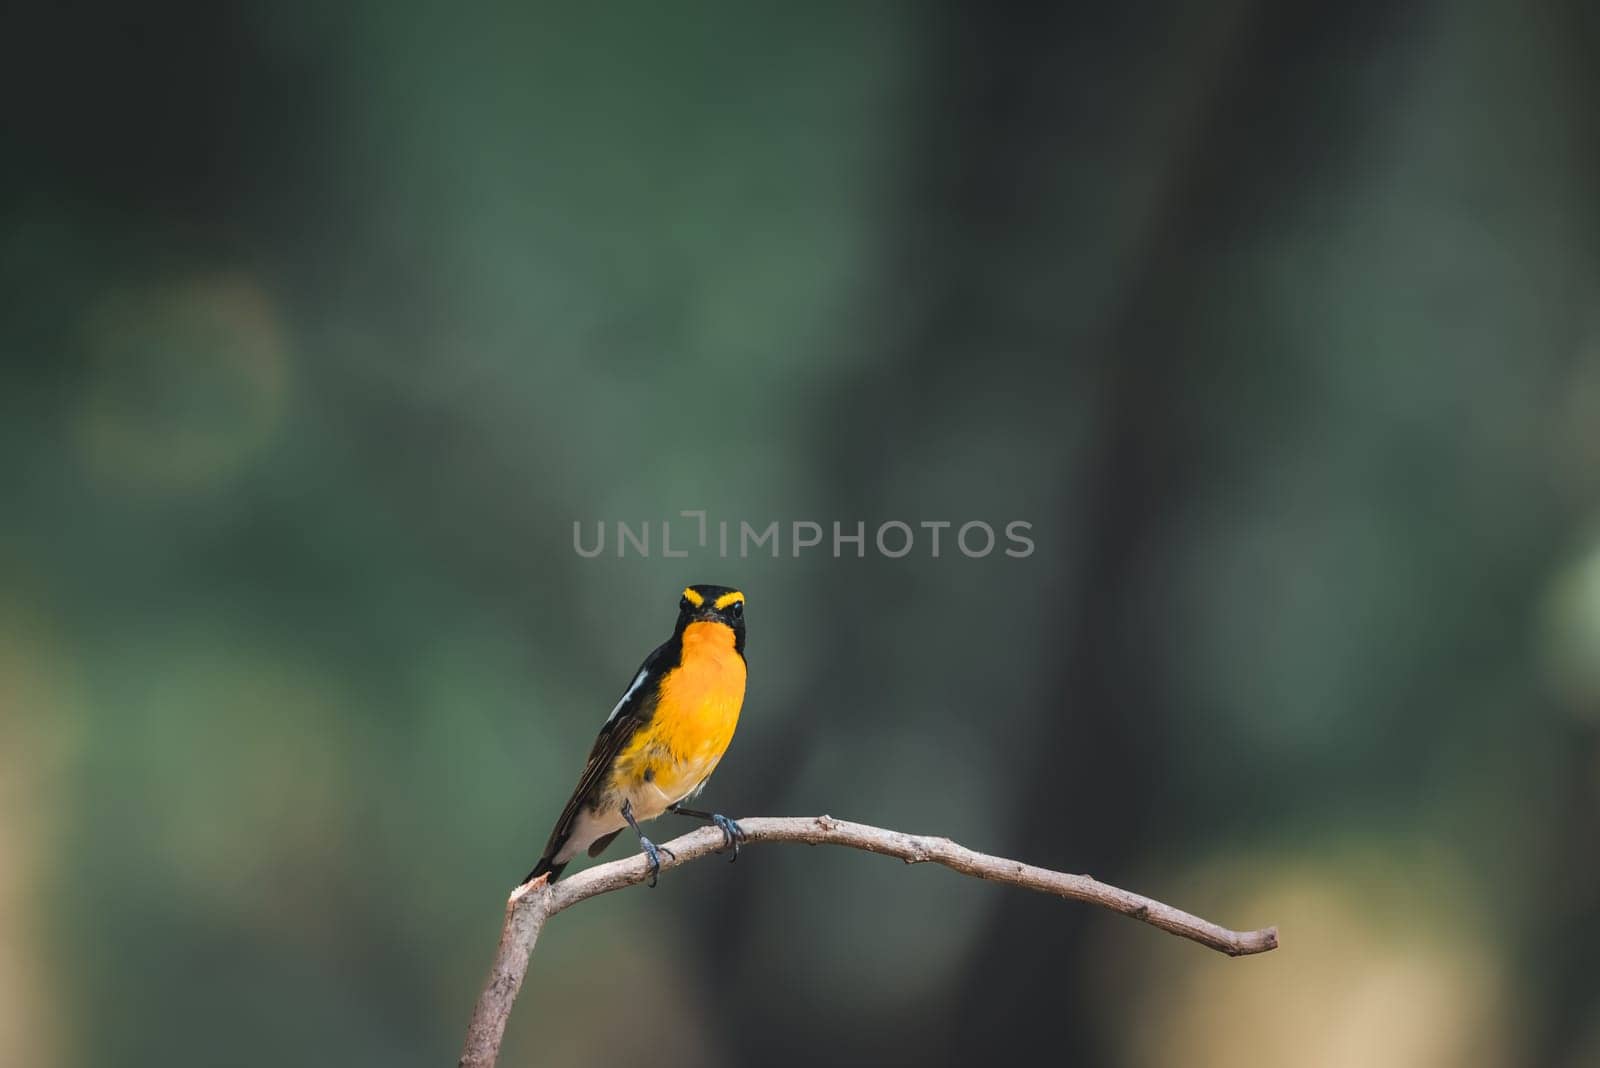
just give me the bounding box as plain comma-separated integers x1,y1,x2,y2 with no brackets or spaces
616,621,746,803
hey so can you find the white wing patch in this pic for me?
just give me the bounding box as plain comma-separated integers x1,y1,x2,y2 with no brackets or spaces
605,668,650,726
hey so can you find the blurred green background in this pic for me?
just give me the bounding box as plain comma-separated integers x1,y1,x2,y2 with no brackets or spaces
5,2,1600,1066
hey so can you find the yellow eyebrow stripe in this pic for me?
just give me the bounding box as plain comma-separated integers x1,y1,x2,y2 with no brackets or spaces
681,587,705,607
712,590,744,610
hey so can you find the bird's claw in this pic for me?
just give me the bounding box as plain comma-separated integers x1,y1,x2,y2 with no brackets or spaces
640,837,676,888
711,814,746,861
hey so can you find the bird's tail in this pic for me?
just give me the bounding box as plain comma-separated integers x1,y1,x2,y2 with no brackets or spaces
521,855,567,886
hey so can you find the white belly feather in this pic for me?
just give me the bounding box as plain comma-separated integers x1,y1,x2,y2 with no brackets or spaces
552,757,717,864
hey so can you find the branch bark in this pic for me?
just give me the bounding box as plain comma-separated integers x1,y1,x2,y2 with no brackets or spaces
459,814,1278,1068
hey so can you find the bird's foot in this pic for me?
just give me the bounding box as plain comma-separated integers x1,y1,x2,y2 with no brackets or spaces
711,814,746,861
640,836,676,888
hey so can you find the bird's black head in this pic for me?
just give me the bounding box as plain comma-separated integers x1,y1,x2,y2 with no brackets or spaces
675,583,746,653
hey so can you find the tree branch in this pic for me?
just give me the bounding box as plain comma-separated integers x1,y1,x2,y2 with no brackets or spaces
459,814,1278,1068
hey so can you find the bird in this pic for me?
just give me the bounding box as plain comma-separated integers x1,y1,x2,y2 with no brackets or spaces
522,584,749,887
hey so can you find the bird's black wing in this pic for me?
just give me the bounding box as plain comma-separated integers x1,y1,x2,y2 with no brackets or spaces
524,640,672,882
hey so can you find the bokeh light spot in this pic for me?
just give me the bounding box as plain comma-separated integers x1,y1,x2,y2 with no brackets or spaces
1098,846,1513,1068
74,275,290,492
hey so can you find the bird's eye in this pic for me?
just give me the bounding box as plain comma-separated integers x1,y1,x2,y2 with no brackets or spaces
728,600,744,618
679,596,692,612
